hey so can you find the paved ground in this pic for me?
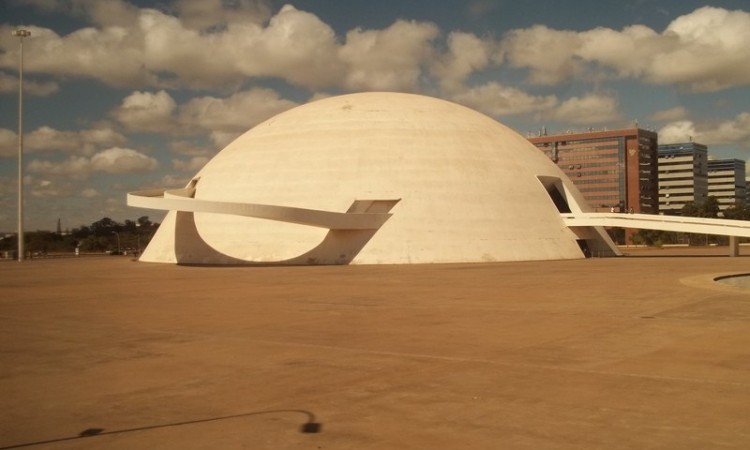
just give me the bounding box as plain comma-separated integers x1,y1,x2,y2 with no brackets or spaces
1,250,749,449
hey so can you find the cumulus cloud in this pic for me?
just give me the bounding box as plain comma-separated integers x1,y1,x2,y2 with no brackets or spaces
432,31,497,93
451,82,557,117
28,147,158,178
550,93,621,124
178,87,297,135
0,24,156,87
91,147,159,173
2,4,748,94
339,19,440,91
502,25,584,85
111,90,177,133
502,7,750,92
658,120,698,145
659,113,750,148
108,87,297,146
0,5,448,91
0,125,127,157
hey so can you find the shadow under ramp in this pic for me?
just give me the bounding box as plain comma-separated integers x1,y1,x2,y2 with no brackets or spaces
174,199,399,266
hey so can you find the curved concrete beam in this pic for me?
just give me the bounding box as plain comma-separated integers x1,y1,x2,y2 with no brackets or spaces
127,188,399,230
562,212,750,238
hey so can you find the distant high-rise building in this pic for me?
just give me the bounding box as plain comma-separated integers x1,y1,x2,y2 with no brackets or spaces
529,128,659,214
658,142,708,215
707,158,746,213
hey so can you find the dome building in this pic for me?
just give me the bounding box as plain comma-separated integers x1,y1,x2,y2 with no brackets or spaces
128,92,619,265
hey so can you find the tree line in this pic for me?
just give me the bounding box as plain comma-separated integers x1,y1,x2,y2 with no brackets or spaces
0,216,159,256
631,197,750,246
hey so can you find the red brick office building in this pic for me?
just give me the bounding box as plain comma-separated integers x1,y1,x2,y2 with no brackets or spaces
529,128,659,215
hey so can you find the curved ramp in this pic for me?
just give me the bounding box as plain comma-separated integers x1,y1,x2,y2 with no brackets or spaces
562,212,750,238
127,188,398,230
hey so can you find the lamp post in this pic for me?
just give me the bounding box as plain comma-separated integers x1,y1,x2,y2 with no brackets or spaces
13,28,30,262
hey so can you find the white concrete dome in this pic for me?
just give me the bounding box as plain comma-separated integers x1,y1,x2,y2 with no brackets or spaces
134,92,617,265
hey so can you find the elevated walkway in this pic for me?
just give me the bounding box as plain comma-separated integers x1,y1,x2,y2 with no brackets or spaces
562,212,750,256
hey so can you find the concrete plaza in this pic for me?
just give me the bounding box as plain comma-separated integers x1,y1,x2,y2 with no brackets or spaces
1,250,749,449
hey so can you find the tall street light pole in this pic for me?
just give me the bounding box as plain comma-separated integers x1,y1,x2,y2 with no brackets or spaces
13,28,30,262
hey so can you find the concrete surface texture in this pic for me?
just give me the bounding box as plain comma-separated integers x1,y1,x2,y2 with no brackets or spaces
1,252,749,449
137,92,616,265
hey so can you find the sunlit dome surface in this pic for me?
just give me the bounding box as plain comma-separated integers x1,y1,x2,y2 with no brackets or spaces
137,92,616,265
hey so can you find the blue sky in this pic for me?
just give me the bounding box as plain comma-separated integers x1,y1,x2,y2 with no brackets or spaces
1,0,749,231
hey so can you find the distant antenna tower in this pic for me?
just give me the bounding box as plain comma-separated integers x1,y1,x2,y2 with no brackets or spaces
56,218,62,235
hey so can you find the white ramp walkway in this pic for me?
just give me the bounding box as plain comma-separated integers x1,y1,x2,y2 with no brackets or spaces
562,212,750,256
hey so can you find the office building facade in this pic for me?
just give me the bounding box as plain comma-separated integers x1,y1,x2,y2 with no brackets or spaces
529,128,659,214
707,158,746,213
658,142,708,215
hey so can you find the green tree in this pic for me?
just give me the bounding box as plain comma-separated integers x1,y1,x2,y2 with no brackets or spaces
723,204,750,220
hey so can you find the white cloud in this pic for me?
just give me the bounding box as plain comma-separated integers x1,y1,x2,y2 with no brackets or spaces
111,90,177,133
339,19,439,91
550,93,621,125
659,113,750,148
2,4,748,94
28,147,158,178
451,82,557,117
179,87,297,134
502,7,750,92
109,87,298,145
0,25,157,87
502,25,584,85
141,4,344,88
698,113,750,148
432,31,497,93
0,125,127,157
659,121,698,145
655,7,750,92
90,147,159,173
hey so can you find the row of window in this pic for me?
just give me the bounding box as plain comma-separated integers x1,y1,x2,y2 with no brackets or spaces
554,152,620,161
582,195,623,201
563,169,620,177
561,161,621,169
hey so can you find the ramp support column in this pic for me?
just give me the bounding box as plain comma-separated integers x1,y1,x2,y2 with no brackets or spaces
729,236,740,257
